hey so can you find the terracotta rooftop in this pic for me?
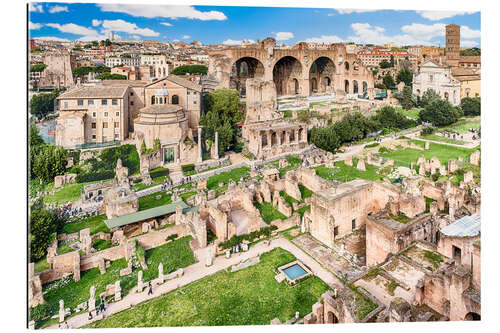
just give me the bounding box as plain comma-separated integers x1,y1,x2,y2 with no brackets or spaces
146,74,202,92
139,104,183,114
460,56,481,63
57,85,128,99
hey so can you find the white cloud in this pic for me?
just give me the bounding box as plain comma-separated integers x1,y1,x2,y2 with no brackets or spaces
461,39,479,48
416,10,477,21
77,34,108,42
223,39,255,46
401,23,445,40
336,9,379,14
92,19,102,27
46,23,97,36
275,32,294,41
461,26,481,39
303,35,344,44
48,5,68,14
34,36,70,42
29,21,43,30
29,3,43,13
182,35,190,39
173,39,180,42
98,4,227,21
160,22,173,27
100,19,159,37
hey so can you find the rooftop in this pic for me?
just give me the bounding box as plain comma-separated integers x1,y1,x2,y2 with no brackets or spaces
146,74,202,92
440,214,480,237
104,200,189,229
316,179,372,202
139,104,183,114
57,85,128,99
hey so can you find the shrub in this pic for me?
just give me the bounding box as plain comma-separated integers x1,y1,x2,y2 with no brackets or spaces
460,97,481,116
421,127,436,135
76,170,114,183
181,164,195,173
166,234,178,242
365,142,380,148
29,303,57,322
379,147,391,153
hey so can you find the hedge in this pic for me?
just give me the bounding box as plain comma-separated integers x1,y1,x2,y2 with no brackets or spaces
218,225,278,250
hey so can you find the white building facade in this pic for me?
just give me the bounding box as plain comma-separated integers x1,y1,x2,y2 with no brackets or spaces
412,60,460,106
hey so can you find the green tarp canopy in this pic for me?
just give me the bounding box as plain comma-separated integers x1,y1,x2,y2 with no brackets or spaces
104,200,189,229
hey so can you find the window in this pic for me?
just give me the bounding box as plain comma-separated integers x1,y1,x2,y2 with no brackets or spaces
334,226,339,237
102,99,107,105
352,219,356,230
77,99,83,106
130,92,134,96
193,101,197,104
92,112,96,117
172,95,179,104
114,134,120,140
112,99,118,105
64,102,68,109
104,112,108,117
103,122,108,128
453,245,462,262
187,91,190,95
130,101,134,106
92,134,96,139
114,122,119,128
116,112,120,116
88,99,94,105
91,122,96,129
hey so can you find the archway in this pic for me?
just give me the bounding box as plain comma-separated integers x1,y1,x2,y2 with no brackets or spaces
261,133,268,147
172,95,179,105
293,78,299,94
465,312,481,321
344,80,350,93
444,92,449,101
271,132,277,146
353,80,359,94
363,81,368,94
298,128,304,142
309,57,336,94
230,57,265,96
273,56,303,97
345,61,350,71
310,77,318,94
327,311,339,323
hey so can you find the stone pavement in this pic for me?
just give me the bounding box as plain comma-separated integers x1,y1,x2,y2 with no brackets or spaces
48,237,341,329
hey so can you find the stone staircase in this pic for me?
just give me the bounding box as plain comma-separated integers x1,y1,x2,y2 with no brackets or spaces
168,164,184,183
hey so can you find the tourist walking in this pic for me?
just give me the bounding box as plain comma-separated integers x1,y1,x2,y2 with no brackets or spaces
99,296,106,313
148,281,153,295
88,311,93,321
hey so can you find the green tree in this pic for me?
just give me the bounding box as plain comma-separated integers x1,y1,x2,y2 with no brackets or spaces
204,88,245,123
171,65,208,76
30,90,62,119
96,73,127,80
30,124,44,146
30,145,68,182
382,73,396,90
460,97,481,116
310,126,341,153
30,200,61,262
420,89,441,108
460,48,481,56
379,59,391,69
396,68,413,88
419,99,459,126
29,63,46,72
390,55,395,67
395,86,415,110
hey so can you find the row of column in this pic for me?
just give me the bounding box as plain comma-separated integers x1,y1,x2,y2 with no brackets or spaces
261,127,305,149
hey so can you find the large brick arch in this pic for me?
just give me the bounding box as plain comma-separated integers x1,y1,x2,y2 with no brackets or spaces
230,56,265,96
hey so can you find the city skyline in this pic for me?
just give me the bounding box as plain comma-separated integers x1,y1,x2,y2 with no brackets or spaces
29,3,480,47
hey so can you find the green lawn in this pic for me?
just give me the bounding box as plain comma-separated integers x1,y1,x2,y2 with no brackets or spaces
254,202,288,224
60,214,109,235
279,155,303,177
206,167,250,191
57,239,78,255
444,119,480,134
41,236,196,317
138,192,172,211
180,191,197,203
403,108,420,120
92,239,114,251
379,141,476,166
86,248,330,328
34,258,50,273
420,134,467,145
315,160,384,183
298,184,313,199
42,181,95,205
280,191,299,208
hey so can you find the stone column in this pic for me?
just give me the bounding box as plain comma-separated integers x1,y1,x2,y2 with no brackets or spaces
214,132,219,160
59,300,65,323
267,131,272,148
158,263,164,284
278,131,282,146
137,270,143,293
285,131,290,145
197,126,203,163
114,281,121,301
88,286,96,312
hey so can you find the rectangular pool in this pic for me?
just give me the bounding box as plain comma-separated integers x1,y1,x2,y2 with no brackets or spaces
283,264,308,280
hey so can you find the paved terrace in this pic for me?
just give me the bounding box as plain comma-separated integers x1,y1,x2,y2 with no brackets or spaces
48,237,341,329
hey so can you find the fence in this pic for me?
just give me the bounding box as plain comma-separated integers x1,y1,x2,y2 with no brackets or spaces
75,140,121,150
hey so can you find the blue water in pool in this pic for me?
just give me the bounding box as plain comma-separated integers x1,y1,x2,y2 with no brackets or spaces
283,264,307,280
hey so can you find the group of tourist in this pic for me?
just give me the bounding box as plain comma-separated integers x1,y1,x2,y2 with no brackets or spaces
88,296,107,321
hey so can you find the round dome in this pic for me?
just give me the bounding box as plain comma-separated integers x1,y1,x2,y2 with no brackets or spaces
155,88,169,96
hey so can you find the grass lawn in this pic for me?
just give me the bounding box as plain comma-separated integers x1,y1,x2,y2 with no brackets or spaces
403,108,420,120
296,205,310,218
86,248,330,328
298,184,313,199
57,239,78,255
315,161,384,183
206,167,250,191
254,202,287,224
420,134,467,145
280,191,299,208
444,119,480,134
42,181,95,205
60,214,109,235
132,167,171,191
379,141,476,166
92,239,115,251
180,191,197,203
42,236,196,317
279,155,303,177
138,192,172,211
34,258,50,273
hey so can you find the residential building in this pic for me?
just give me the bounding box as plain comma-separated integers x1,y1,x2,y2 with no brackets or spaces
140,54,169,78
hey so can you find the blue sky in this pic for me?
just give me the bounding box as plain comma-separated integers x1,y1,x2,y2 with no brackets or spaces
28,3,481,47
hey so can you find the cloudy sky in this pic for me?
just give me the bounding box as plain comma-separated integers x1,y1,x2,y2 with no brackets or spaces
28,3,481,47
